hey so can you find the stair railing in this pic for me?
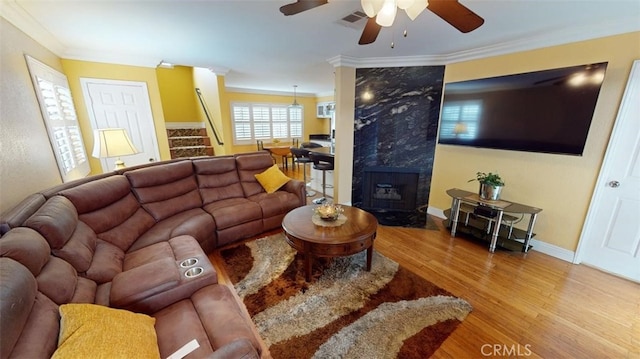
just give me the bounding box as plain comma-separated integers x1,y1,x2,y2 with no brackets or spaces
195,88,224,145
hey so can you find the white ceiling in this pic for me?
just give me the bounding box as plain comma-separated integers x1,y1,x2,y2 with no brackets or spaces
2,0,639,96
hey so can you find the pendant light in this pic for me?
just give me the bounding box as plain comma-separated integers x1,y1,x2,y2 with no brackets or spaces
290,85,301,108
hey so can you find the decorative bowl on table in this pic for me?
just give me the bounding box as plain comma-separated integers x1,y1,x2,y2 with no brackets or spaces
314,203,344,221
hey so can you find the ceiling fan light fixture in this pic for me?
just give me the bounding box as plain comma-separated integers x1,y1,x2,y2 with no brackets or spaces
397,0,414,10
376,0,398,27
361,0,384,17
405,0,427,20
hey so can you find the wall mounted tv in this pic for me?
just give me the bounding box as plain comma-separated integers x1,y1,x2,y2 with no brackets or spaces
438,62,608,155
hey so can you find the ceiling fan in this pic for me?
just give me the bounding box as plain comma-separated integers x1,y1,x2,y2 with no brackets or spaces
279,0,484,45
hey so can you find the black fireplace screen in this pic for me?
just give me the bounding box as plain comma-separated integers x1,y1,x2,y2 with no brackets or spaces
362,167,420,211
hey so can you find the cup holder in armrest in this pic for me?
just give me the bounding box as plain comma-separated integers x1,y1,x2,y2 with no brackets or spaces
184,266,204,278
180,257,199,268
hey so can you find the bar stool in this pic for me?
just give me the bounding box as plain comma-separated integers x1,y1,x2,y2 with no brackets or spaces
301,142,323,149
290,147,316,197
308,152,334,204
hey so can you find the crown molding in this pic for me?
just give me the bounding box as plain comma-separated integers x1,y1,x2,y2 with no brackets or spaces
0,0,66,56
329,16,640,68
224,87,316,97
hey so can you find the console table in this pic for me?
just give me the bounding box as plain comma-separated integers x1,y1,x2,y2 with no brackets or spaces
445,188,542,253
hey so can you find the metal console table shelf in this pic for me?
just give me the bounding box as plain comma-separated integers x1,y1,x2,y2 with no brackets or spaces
446,188,542,253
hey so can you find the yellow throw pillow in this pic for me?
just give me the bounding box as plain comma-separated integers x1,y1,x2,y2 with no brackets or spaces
53,303,160,359
254,164,291,194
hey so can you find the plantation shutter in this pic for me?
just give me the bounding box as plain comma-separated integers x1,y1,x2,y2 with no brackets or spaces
25,55,90,182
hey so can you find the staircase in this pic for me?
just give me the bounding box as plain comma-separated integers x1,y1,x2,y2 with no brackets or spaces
166,127,214,159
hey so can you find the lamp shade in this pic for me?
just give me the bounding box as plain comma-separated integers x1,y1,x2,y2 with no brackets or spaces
92,128,139,158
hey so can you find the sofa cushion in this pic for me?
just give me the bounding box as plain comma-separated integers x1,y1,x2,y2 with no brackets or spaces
126,161,203,222
194,156,245,204
0,258,37,358
62,176,155,251
71,277,97,304
93,205,156,251
130,208,216,253
153,299,214,358
0,227,50,276
36,256,78,305
191,285,262,353
84,240,124,284
248,191,302,219
0,193,46,235
11,292,60,359
52,221,96,273
235,152,278,197
24,196,78,249
59,175,131,214
53,304,160,359
203,198,262,230
254,164,291,194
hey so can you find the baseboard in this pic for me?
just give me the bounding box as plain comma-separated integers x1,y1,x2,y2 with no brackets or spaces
165,122,205,129
427,206,574,263
527,238,575,262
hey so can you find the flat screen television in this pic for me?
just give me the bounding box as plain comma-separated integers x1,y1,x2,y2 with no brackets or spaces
437,62,608,155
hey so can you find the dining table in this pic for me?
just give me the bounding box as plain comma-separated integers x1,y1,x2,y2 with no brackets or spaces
263,145,292,169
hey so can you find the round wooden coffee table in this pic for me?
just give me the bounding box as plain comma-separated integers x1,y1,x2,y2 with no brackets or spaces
282,205,378,281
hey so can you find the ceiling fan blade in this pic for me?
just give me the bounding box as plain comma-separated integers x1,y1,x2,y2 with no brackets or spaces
279,0,328,16
427,0,484,33
359,17,382,45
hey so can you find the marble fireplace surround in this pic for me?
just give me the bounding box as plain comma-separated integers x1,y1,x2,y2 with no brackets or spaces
352,65,445,227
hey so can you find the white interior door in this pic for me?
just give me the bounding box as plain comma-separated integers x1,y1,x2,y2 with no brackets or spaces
81,78,160,172
577,60,640,282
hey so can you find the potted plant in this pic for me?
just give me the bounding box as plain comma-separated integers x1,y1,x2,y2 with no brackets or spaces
469,171,505,200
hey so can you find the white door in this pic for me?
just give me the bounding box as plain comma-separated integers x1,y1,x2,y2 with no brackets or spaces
81,78,160,172
577,60,640,282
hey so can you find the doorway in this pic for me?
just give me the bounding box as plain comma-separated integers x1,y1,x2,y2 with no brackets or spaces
80,78,160,172
576,60,640,282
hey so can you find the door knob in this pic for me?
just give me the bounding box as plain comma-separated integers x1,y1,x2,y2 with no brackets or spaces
608,180,620,188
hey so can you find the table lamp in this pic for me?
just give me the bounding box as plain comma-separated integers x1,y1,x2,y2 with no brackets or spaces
92,128,139,170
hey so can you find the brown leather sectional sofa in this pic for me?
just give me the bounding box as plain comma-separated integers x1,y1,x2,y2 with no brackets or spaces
0,151,305,358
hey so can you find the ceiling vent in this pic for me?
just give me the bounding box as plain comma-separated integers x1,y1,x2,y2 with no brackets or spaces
336,10,369,30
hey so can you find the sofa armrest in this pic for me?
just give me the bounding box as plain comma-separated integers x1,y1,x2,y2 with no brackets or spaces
281,179,306,207
207,339,259,359
110,257,180,310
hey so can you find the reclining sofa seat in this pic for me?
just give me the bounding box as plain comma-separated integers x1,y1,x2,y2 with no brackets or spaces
0,152,306,359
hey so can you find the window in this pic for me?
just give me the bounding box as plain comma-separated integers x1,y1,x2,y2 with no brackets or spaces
231,102,303,144
439,100,482,140
25,55,90,182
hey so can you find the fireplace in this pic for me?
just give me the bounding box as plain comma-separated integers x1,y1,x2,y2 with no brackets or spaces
362,167,420,211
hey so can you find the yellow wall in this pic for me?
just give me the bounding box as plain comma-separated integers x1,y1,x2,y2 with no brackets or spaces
430,32,640,251
157,66,201,122
60,59,171,174
0,17,65,213
193,68,227,155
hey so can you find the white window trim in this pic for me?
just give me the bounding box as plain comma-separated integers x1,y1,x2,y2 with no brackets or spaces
231,102,303,145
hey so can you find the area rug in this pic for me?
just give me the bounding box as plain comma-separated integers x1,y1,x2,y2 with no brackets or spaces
219,233,472,359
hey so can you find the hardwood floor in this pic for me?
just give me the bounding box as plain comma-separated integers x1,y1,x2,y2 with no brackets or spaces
375,223,640,358
214,165,640,358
